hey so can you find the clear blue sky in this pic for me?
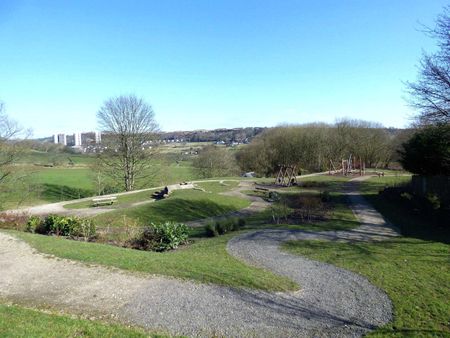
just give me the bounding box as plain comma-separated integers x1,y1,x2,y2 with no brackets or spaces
0,0,447,137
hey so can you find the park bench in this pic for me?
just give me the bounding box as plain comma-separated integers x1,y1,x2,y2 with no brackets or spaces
92,196,117,207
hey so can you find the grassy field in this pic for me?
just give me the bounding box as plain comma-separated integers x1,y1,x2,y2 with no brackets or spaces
282,174,450,336
93,188,250,227
1,150,206,210
11,230,297,292
0,304,161,337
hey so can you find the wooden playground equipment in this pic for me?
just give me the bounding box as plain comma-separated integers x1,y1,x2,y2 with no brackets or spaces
329,154,366,176
275,164,298,187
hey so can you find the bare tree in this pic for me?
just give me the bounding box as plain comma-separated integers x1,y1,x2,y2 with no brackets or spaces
192,145,239,178
0,102,22,184
97,95,159,191
406,7,450,125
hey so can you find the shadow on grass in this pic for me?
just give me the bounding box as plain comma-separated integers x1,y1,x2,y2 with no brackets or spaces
364,193,450,244
39,184,94,203
96,198,241,227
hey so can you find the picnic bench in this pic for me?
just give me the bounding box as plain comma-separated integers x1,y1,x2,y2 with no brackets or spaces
92,196,117,207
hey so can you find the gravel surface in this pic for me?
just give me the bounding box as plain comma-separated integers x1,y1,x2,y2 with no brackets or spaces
0,176,397,337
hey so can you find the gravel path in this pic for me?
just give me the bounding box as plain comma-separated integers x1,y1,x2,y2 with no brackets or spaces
0,175,397,337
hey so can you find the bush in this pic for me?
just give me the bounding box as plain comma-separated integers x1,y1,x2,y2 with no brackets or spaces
152,222,189,251
204,217,244,237
237,217,246,229
25,216,42,233
69,218,96,241
296,196,325,222
32,215,96,240
205,221,219,237
320,190,331,202
128,222,189,252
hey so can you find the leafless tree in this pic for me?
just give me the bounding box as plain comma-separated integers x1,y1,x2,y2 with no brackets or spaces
406,7,450,125
0,102,23,184
192,145,239,178
97,95,159,191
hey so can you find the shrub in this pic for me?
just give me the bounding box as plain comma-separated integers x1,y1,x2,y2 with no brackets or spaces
128,222,189,252
25,216,42,233
33,215,96,240
426,193,441,210
237,217,246,229
152,222,189,251
204,217,244,237
320,190,331,202
69,218,96,241
296,196,325,222
271,202,290,224
205,221,219,237
215,220,227,235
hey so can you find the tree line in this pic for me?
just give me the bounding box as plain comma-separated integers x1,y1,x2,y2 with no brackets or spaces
234,120,410,176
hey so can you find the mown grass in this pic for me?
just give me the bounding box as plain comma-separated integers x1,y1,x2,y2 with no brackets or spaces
282,239,450,336
195,180,240,193
64,189,160,210
358,175,412,195
11,231,298,292
93,189,250,227
282,173,449,336
0,303,162,337
64,181,240,210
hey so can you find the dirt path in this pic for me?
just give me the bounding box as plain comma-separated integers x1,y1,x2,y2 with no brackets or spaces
0,175,397,337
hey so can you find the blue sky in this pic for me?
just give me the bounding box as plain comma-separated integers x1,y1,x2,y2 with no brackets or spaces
0,1,447,137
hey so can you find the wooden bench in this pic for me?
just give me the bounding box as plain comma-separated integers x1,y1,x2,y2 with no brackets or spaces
92,196,117,207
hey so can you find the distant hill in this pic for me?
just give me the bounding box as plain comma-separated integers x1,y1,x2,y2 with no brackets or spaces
158,127,266,143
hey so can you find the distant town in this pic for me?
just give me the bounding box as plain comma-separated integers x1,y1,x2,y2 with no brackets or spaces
45,127,266,153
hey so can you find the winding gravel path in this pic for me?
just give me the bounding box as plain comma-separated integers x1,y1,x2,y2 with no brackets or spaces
0,176,397,337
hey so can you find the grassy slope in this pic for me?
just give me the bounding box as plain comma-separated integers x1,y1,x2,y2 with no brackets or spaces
282,174,450,336
64,181,241,210
11,231,297,292
64,189,160,209
93,188,250,227
0,304,161,337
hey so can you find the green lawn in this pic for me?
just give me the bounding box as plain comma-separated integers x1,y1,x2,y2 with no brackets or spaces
93,189,250,227
0,304,162,337
64,189,160,209
358,175,412,195
282,238,449,336
16,151,96,166
64,181,241,210
281,174,450,336
11,230,297,292
196,180,240,193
